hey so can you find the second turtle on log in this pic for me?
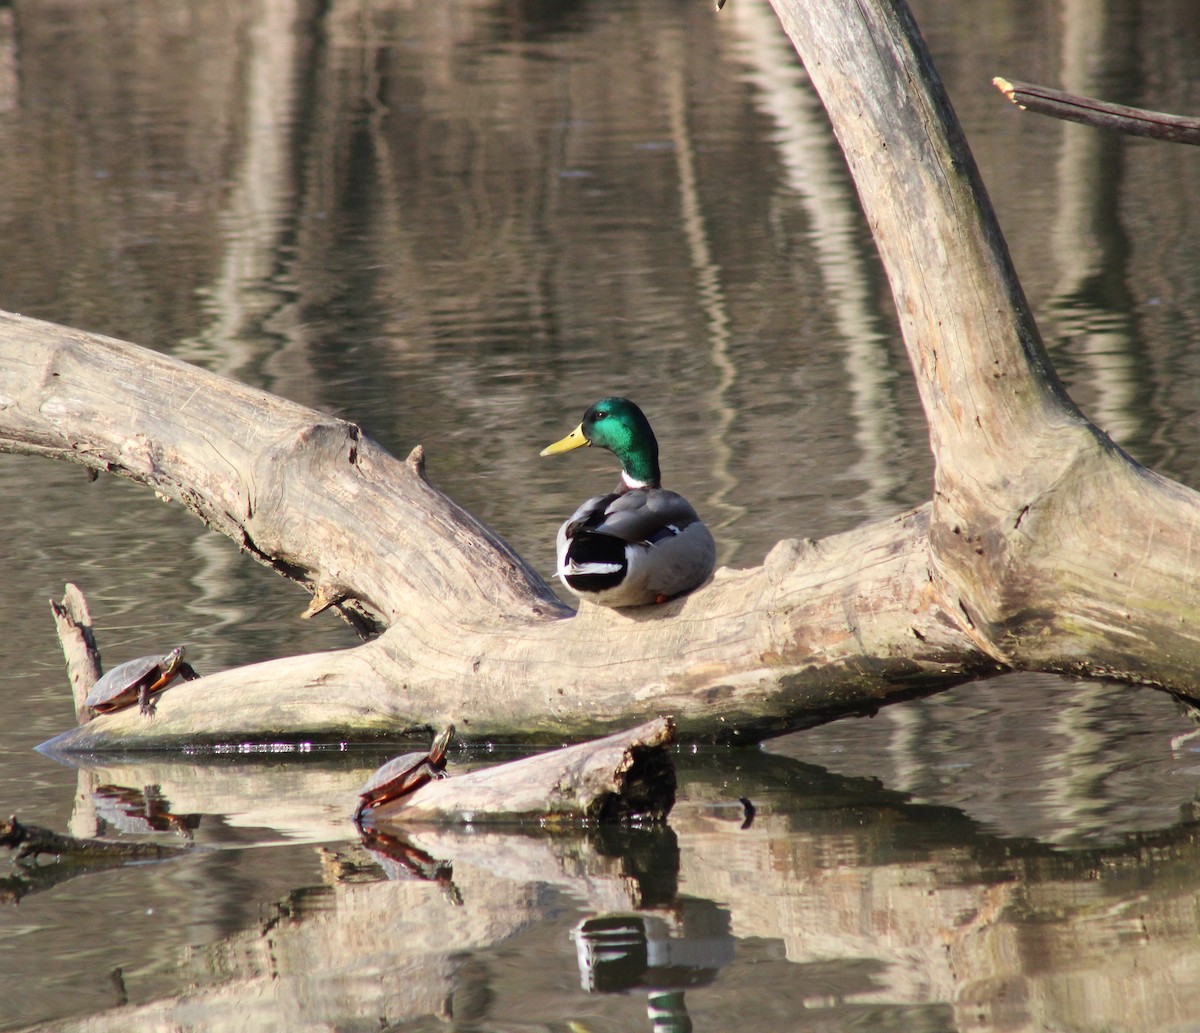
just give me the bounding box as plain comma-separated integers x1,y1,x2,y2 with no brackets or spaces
85,646,199,716
353,725,454,823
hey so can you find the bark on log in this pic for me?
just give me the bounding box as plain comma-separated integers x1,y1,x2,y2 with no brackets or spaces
365,718,677,826
7,0,1200,752
994,77,1200,145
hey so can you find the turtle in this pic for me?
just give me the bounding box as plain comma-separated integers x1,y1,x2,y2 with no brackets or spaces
353,725,455,823
85,646,199,716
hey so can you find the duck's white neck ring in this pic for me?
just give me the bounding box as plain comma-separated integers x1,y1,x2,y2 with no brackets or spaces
620,471,652,491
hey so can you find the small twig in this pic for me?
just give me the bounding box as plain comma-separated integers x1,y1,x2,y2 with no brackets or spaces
301,583,347,620
994,77,1200,146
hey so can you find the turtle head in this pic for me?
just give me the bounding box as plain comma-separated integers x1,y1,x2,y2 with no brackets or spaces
430,724,455,763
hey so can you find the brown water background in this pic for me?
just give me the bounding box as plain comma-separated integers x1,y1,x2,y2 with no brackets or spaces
3,0,1200,1029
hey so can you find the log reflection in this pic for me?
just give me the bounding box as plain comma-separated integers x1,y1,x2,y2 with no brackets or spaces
12,750,1200,1031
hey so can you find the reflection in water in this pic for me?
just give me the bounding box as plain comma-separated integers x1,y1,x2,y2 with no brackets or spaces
659,37,744,558
178,0,306,386
92,784,200,841
10,750,1200,1030
1045,0,1146,448
790,672,1200,847
357,825,463,905
730,0,906,520
181,531,298,659
573,903,735,1033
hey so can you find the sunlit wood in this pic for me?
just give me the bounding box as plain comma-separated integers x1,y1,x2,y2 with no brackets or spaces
7,0,1200,752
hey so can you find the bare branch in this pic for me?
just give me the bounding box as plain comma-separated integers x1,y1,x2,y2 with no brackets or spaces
994,77,1200,145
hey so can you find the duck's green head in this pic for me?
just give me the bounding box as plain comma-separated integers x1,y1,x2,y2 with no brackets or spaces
541,396,661,489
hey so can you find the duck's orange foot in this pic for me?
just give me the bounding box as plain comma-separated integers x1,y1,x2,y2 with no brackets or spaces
655,593,669,604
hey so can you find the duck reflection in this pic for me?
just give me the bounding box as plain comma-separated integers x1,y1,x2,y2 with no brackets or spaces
572,900,735,1033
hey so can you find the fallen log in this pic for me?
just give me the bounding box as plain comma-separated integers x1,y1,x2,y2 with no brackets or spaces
366,718,677,826
33,500,988,752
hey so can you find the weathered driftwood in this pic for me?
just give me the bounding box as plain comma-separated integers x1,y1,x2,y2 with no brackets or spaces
994,77,1200,145
49,584,102,725
10,312,990,752
366,718,677,826
768,0,1200,676
7,0,1200,752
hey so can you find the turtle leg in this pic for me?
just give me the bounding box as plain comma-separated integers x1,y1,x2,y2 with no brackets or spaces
178,663,200,682
139,673,170,716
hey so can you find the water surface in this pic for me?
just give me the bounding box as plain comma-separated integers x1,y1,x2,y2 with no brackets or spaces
3,0,1200,1029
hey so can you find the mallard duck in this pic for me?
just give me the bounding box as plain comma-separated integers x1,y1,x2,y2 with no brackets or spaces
540,397,716,607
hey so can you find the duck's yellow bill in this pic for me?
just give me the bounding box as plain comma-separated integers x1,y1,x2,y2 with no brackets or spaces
540,423,590,456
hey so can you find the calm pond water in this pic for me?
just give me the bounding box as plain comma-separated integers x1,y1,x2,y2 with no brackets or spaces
4,0,1200,1029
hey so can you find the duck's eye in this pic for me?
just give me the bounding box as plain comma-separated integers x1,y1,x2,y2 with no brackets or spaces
593,411,607,420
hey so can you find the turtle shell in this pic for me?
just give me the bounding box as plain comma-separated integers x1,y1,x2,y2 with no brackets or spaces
355,751,437,814
354,726,454,820
85,647,186,713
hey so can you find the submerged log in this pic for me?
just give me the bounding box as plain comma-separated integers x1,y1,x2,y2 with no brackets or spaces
365,718,678,826
0,814,188,903
0,814,182,864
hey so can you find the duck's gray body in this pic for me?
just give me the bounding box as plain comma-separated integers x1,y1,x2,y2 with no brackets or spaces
555,487,716,607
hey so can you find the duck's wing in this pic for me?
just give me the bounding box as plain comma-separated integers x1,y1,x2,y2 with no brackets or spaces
561,493,621,537
556,493,620,578
586,489,703,542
